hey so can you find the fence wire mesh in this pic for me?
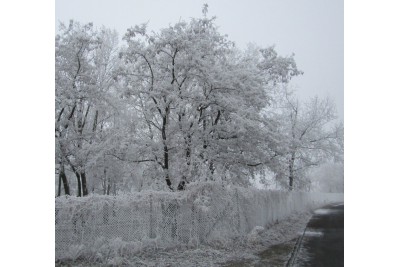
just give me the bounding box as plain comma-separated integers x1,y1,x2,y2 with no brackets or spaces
55,184,343,259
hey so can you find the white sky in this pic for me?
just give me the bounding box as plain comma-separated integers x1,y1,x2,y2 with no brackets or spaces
55,0,343,120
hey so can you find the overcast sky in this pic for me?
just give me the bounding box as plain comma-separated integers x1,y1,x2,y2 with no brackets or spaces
55,0,343,120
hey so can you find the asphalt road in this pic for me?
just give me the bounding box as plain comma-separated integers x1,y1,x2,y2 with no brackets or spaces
289,203,344,267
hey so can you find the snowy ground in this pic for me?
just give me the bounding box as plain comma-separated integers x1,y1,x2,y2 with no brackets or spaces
56,211,312,267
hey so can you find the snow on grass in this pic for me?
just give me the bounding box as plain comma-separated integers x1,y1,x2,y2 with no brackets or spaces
55,183,343,265
56,211,312,267
314,208,334,215
313,207,343,215
303,230,324,237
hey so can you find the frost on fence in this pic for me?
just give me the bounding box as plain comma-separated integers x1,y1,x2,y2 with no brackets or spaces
55,183,343,259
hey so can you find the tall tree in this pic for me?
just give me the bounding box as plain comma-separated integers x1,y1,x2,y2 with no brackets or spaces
119,12,302,189
275,90,342,190
55,21,120,196
55,9,306,194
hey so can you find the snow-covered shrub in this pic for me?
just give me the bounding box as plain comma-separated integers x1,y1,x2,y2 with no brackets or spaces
246,226,265,244
65,244,85,261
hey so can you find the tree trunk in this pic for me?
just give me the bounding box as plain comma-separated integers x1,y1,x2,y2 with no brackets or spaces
64,157,82,196
163,143,172,189
80,171,88,196
289,173,294,191
165,169,173,190
103,167,107,195
161,107,173,190
177,133,191,191
74,171,82,197
112,181,117,196
57,172,62,197
59,164,70,196
106,182,111,195
288,151,295,191
163,141,172,190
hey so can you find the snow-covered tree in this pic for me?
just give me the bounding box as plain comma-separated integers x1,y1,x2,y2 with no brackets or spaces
55,21,121,196
55,10,343,195
117,12,302,190
271,89,343,190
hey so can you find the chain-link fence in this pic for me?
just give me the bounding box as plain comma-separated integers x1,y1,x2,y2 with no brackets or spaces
55,183,343,260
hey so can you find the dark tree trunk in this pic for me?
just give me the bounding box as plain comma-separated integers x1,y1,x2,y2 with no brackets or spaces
288,151,295,191
69,163,83,197
61,174,70,195
59,164,70,196
165,171,173,190
106,182,111,195
289,174,294,191
57,172,62,197
177,134,191,191
185,135,191,164
161,107,173,191
74,171,82,197
80,171,88,196
163,142,172,190
74,100,89,197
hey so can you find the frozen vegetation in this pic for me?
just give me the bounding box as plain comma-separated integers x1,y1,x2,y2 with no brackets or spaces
55,6,343,197
57,211,313,266
56,182,343,265
55,5,344,265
